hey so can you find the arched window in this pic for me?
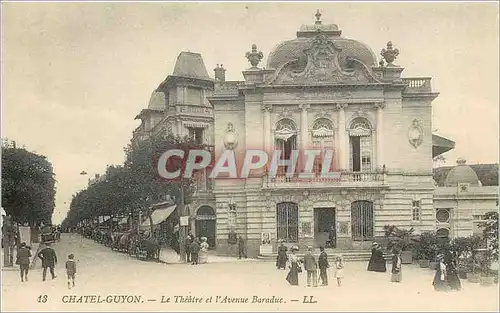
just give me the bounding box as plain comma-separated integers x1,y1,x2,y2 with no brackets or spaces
349,117,372,172
312,118,334,138
274,119,298,176
276,202,299,242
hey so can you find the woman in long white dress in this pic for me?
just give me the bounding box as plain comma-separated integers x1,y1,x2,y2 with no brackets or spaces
199,237,209,264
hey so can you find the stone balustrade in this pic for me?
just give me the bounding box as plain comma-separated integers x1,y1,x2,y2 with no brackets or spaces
262,171,385,189
402,77,432,93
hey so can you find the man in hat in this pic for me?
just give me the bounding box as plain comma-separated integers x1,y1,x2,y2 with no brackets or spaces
276,240,288,270
17,242,32,282
38,243,58,281
303,246,318,287
318,246,330,286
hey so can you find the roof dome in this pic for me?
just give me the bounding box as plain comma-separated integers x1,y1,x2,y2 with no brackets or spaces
266,11,378,71
444,158,481,187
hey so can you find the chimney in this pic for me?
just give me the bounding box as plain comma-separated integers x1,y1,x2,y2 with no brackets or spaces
214,64,226,82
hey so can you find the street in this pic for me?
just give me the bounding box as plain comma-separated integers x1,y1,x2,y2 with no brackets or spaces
1,234,498,312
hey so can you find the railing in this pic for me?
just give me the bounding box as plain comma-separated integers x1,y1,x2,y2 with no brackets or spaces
263,171,385,188
214,81,240,96
402,77,432,93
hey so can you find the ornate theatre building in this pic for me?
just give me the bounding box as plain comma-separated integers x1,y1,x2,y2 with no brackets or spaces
132,12,498,257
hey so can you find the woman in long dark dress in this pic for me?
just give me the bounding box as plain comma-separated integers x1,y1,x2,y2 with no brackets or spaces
444,252,462,291
367,242,387,272
276,241,288,270
286,246,301,286
432,254,449,291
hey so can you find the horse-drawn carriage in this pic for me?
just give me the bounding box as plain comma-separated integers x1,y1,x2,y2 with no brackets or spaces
111,230,160,262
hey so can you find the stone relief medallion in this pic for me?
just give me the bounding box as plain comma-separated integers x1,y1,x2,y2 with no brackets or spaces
223,123,238,150
338,221,349,235
408,119,423,148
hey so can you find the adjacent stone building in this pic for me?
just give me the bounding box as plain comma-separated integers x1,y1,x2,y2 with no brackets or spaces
132,12,498,257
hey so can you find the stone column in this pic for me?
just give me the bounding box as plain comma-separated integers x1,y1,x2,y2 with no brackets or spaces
176,119,183,137
336,103,348,170
299,104,310,151
262,104,272,154
374,103,385,169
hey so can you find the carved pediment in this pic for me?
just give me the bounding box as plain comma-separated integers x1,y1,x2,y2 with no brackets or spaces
267,33,382,85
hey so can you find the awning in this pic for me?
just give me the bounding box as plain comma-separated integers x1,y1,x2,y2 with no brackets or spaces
432,134,455,158
118,217,128,225
275,128,297,141
312,126,334,137
141,205,177,227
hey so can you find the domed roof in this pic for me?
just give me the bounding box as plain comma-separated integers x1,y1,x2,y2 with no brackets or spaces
266,11,378,71
444,158,481,187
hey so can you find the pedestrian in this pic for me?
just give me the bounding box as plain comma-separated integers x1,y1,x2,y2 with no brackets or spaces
190,238,200,265
16,242,31,282
65,254,76,289
286,246,301,286
318,246,329,286
184,234,192,263
37,243,58,281
276,240,287,270
367,242,387,272
432,254,449,292
391,248,402,283
238,236,247,259
303,246,318,287
444,251,462,291
334,254,344,286
198,237,209,264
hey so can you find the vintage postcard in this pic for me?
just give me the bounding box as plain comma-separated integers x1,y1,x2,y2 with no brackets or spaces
1,1,499,312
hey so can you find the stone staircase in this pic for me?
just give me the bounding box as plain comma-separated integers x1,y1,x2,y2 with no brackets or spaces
258,248,392,262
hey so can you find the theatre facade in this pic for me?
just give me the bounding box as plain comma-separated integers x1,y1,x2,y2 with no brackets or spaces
132,12,498,257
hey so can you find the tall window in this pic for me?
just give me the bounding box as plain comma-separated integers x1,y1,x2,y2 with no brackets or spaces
274,119,297,176
412,200,421,221
351,200,374,241
188,127,204,144
312,118,335,174
276,202,299,242
349,118,372,172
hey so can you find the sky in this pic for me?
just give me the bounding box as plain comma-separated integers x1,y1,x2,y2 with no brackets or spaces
2,2,499,224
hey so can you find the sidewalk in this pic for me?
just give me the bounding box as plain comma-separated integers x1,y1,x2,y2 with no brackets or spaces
159,247,257,264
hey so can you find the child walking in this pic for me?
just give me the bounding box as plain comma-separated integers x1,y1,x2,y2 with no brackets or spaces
65,254,76,289
334,255,344,286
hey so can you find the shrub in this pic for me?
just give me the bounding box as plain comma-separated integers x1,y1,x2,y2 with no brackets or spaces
383,225,416,252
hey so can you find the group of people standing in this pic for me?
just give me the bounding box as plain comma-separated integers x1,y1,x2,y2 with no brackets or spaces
15,242,77,289
367,241,462,291
183,234,209,264
277,241,344,287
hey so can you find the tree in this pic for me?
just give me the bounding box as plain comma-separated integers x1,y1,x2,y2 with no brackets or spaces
1,140,56,226
62,133,207,253
480,211,499,261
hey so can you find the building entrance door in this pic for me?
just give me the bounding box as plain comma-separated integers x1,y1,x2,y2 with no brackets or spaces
314,208,336,248
195,206,216,248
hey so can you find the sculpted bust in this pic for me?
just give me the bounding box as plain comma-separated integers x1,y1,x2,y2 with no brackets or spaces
223,123,238,150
